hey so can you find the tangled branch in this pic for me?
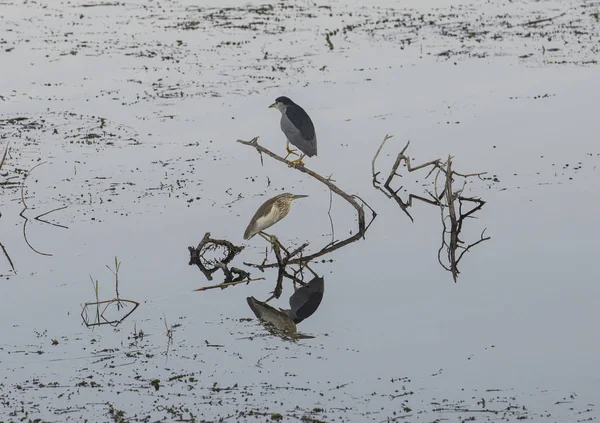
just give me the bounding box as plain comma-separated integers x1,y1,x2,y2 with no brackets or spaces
372,135,444,222
434,158,490,282
188,232,249,283
373,135,490,282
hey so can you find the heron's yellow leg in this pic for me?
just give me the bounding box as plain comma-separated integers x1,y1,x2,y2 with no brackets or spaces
284,140,299,160
258,231,278,245
288,154,306,168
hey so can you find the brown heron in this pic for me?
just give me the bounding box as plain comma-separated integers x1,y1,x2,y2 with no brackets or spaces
246,296,315,340
269,96,317,167
243,193,308,241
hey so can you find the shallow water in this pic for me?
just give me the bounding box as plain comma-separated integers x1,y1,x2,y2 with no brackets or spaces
1,0,600,421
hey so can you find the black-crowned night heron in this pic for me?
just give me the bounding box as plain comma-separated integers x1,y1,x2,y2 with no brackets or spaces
243,193,308,241
269,96,317,167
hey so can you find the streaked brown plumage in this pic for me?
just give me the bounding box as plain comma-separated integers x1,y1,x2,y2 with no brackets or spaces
243,193,308,240
246,297,315,340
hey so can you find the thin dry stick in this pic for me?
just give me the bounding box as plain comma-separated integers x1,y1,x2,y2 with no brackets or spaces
0,241,16,273
371,134,393,185
434,159,455,276
81,298,140,327
522,11,566,26
372,136,445,222
34,206,69,229
193,277,265,292
444,157,459,281
327,186,334,246
0,142,8,170
238,137,376,268
20,162,52,256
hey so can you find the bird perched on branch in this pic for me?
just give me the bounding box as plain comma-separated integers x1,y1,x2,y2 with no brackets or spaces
269,96,317,167
243,193,308,241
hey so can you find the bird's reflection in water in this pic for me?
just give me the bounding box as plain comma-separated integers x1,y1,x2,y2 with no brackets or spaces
288,275,324,323
247,275,325,340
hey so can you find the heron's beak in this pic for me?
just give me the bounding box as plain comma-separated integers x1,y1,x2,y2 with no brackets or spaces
292,194,308,200
269,102,277,109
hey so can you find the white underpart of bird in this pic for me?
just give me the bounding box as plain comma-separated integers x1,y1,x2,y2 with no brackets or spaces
251,205,281,236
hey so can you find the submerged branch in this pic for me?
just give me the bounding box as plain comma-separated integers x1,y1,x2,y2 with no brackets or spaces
374,135,490,282
189,232,245,283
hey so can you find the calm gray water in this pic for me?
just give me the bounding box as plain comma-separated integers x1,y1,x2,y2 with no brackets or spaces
1,0,599,421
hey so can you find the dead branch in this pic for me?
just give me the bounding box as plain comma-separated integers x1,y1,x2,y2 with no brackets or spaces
34,205,69,229
19,162,68,256
193,276,265,292
257,238,310,300
0,143,15,273
81,260,139,327
238,136,376,267
521,12,566,26
81,298,140,327
0,240,16,274
373,136,490,282
0,142,8,171
188,232,245,282
372,136,446,222
433,156,490,282
456,228,490,265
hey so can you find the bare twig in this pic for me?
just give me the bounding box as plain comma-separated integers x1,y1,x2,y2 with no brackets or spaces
372,136,445,222
0,142,8,171
34,206,69,228
0,241,16,274
81,298,140,327
327,186,334,245
193,277,265,292
522,12,566,26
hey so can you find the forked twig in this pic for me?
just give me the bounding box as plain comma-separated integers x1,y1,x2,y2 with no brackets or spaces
19,162,68,256
374,136,490,282
372,136,448,222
